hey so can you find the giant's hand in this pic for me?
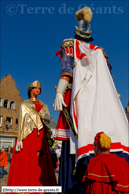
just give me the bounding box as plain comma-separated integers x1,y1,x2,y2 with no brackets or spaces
53,79,68,111
16,139,23,152
53,93,66,111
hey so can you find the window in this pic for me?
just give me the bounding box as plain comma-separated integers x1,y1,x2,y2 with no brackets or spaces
15,118,18,129
0,139,13,149
0,97,3,107
6,117,12,130
3,99,9,108
0,116,2,127
10,101,15,110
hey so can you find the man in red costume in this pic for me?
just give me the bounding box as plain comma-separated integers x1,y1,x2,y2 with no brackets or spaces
7,81,56,190
82,132,129,194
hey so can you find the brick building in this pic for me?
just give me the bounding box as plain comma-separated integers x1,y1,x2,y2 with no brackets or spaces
0,74,23,148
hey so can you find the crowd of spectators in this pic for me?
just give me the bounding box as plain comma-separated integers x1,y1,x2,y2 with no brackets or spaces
0,145,13,178
49,144,61,173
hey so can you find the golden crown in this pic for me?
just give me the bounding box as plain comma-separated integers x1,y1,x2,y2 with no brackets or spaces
28,80,41,88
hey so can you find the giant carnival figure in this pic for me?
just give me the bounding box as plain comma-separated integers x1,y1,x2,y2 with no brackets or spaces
7,81,57,192
53,7,129,194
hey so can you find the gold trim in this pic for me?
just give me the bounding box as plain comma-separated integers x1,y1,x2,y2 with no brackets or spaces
61,38,74,48
30,97,38,102
54,86,57,93
83,173,129,188
126,106,129,112
73,62,76,67
18,99,50,142
28,80,41,88
83,174,129,188
101,47,107,57
68,83,72,90
84,173,115,178
117,184,129,188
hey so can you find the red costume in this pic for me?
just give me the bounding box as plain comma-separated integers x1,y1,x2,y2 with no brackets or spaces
7,100,56,190
82,132,129,194
54,89,72,141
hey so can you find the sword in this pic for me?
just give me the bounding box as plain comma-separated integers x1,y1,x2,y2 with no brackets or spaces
62,105,78,138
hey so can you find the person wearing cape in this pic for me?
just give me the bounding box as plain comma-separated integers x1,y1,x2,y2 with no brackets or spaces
82,132,129,194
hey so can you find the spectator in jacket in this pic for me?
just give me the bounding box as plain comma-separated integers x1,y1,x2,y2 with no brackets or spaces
0,147,8,178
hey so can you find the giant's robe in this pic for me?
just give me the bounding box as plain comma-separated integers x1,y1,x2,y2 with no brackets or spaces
7,99,56,190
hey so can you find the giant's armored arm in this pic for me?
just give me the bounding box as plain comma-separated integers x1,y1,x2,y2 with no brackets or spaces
53,39,74,111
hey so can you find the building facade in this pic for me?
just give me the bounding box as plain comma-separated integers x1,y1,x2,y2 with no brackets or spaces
0,74,23,148
50,116,57,139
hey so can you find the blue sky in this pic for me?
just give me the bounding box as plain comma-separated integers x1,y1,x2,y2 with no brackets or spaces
1,0,128,123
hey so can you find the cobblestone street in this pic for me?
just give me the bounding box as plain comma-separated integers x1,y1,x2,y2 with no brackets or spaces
0,163,10,193
0,163,59,194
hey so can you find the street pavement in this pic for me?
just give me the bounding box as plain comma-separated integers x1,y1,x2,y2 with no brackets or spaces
0,163,59,194
0,162,10,194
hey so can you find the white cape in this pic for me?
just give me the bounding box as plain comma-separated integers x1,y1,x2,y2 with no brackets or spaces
70,40,129,160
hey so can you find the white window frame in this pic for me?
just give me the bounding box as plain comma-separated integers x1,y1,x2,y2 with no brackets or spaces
0,140,13,149
15,118,18,129
6,117,12,128
10,100,16,110
3,98,10,108
0,97,3,107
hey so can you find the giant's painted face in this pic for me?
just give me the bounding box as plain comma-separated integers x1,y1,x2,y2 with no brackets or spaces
31,87,41,98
